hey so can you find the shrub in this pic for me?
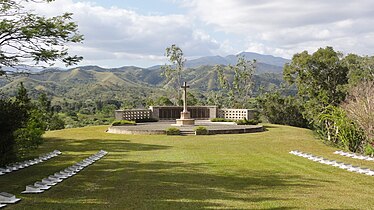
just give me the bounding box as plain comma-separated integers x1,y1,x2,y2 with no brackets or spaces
195,126,208,135
166,127,180,135
318,106,366,153
257,92,309,128
236,118,260,125
111,120,136,126
211,118,234,122
364,143,374,157
48,115,65,130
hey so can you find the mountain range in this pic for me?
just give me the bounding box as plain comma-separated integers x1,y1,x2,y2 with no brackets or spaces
0,52,288,101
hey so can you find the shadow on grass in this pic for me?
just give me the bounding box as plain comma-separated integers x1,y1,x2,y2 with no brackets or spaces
262,125,281,132
0,138,172,206
42,137,171,154
23,159,334,209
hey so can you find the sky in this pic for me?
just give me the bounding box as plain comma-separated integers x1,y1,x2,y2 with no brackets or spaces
28,0,374,68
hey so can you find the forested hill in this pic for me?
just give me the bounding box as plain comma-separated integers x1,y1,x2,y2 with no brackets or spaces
0,64,284,102
0,51,289,101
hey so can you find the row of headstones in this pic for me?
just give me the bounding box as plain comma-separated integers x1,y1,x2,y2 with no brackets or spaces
0,150,61,176
0,150,108,208
334,150,374,161
290,150,374,176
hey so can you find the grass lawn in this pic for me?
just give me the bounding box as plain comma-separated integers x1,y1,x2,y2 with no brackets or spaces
1,124,373,209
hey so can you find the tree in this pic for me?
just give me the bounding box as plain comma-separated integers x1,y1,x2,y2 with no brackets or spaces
283,47,349,123
161,44,185,105
37,93,65,130
215,56,256,108
154,96,173,106
13,83,46,157
0,0,83,75
257,91,308,128
0,99,27,165
343,54,374,86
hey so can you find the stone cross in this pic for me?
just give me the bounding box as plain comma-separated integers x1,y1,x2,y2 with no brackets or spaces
181,81,189,112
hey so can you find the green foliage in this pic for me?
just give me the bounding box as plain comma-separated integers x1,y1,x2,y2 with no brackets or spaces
166,127,180,135
364,144,374,156
13,84,47,157
194,126,208,135
111,120,136,126
0,0,83,73
214,56,256,108
154,96,173,106
14,115,45,157
0,99,27,165
343,54,374,86
284,47,349,123
257,91,308,128
317,106,366,153
48,115,65,130
211,118,234,122
161,44,185,105
236,118,260,125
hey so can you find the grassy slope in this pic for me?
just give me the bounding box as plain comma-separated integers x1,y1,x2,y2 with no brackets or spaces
1,124,373,209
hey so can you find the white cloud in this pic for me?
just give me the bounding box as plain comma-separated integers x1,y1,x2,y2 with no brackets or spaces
24,0,374,67
183,0,374,58
26,0,220,67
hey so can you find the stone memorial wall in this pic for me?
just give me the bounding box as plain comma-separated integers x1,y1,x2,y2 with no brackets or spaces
115,106,256,121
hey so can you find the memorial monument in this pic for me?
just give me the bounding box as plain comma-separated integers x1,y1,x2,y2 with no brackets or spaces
175,82,195,126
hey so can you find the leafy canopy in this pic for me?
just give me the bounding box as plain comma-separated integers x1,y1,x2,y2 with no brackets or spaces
161,44,186,105
0,0,83,75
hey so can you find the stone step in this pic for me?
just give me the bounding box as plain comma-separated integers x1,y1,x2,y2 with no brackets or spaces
180,130,196,136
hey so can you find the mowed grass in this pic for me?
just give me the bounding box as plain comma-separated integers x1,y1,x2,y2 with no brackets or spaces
1,124,373,209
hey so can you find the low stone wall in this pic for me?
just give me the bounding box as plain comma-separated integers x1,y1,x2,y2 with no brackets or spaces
107,126,165,135
207,126,264,134
107,122,264,135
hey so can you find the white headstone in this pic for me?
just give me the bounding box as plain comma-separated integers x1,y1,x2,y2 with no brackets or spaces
0,192,21,203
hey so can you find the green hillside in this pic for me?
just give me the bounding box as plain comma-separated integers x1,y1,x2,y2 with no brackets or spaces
0,65,284,102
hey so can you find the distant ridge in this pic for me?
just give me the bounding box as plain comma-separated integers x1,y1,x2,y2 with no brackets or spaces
150,51,290,74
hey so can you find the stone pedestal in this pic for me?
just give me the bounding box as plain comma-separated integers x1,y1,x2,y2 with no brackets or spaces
175,111,195,126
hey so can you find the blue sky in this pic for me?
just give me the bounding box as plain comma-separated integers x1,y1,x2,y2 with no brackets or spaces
29,0,374,68
73,0,185,15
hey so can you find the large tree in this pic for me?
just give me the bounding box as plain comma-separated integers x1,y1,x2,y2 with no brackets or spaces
283,46,349,123
0,0,82,164
0,0,83,75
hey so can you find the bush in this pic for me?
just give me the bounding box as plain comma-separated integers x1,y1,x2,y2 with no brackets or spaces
135,118,159,123
112,120,136,126
211,118,234,122
195,126,208,135
236,118,260,125
318,106,366,153
257,92,309,128
166,127,180,135
48,115,65,130
364,143,374,157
